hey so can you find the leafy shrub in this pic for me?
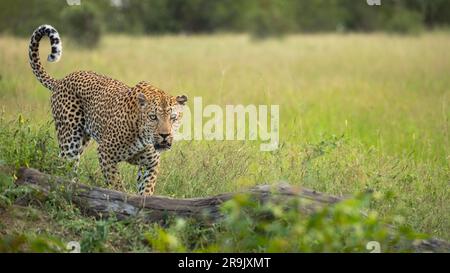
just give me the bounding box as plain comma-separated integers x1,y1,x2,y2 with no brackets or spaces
146,192,427,253
383,9,424,34
247,0,296,39
61,3,103,48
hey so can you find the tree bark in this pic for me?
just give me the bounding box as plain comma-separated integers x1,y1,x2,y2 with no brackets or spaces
14,167,450,252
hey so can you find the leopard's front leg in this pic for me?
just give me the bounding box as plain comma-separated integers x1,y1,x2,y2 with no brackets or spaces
137,161,160,196
98,146,123,191
127,146,161,196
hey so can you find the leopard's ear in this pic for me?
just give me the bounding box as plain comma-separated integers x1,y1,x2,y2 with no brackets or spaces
137,93,148,108
176,95,188,105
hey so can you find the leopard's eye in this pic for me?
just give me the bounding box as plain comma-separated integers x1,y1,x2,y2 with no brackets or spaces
170,113,177,120
149,114,157,120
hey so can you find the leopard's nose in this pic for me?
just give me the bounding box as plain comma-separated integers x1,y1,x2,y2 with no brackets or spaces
159,133,170,140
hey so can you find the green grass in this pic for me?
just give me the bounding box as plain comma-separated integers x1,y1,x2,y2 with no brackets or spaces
0,32,449,251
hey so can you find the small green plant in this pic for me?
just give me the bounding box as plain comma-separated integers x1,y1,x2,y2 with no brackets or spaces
0,233,65,253
79,220,110,252
146,192,427,253
0,113,68,174
145,220,187,253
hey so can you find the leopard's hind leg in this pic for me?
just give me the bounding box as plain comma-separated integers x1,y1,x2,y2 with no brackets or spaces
51,90,90,171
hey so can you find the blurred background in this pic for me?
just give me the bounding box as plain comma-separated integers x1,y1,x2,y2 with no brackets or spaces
1,0,450,47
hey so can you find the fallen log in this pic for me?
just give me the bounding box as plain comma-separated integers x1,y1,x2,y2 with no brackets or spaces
14,167,450,252
14,167,341,223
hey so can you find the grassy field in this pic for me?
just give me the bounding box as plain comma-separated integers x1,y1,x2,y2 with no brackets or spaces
0,32,449,251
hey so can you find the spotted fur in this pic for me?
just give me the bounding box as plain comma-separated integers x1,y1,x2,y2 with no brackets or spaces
29,25,188,196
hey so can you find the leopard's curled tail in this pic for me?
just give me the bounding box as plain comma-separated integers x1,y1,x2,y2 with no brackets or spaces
29,24,62,91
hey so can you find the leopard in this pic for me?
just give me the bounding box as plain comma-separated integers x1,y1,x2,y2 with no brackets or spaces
28,24,188,196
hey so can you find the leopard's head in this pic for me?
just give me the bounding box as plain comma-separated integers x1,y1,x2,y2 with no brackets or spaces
136,83,187,152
